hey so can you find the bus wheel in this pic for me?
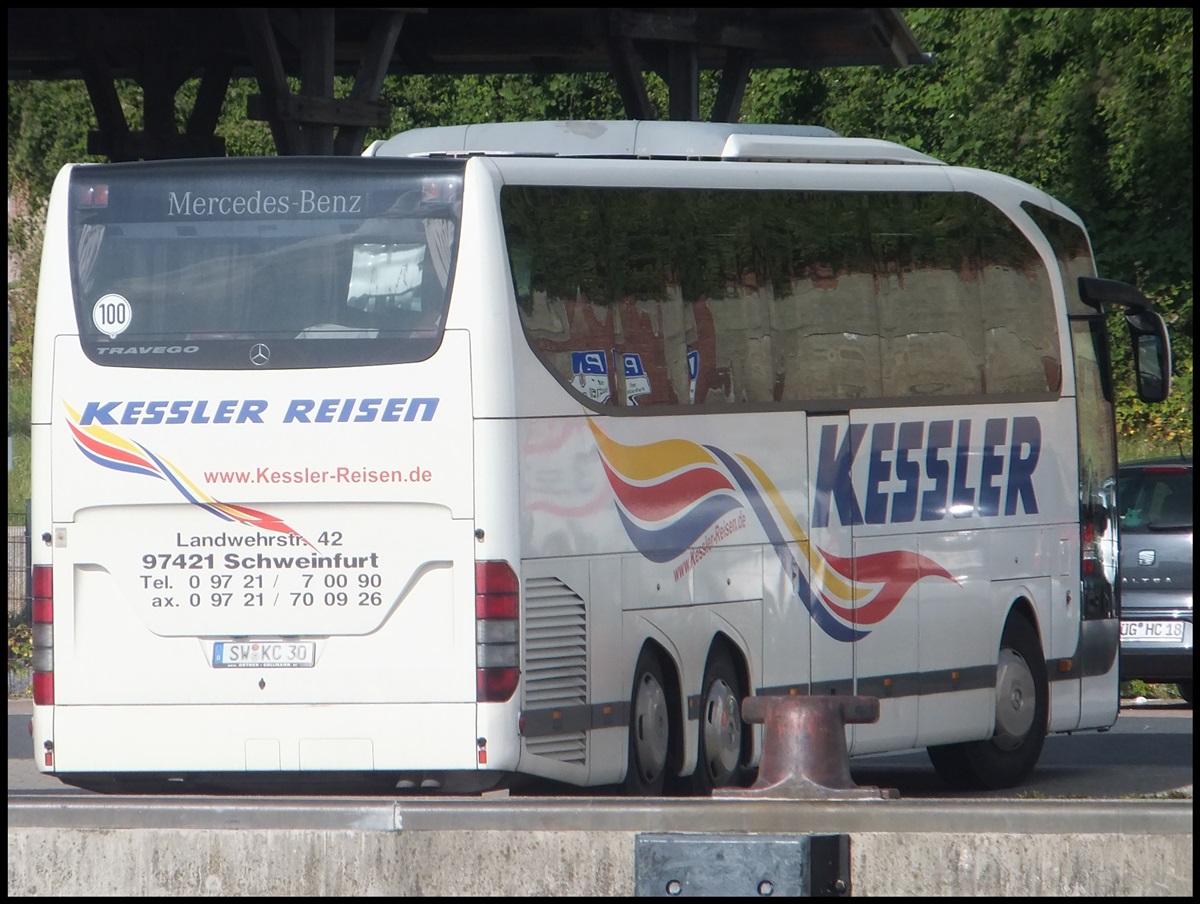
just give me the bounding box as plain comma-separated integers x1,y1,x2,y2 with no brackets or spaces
927,615,1048,790
622,648,670,795
691,648,749,795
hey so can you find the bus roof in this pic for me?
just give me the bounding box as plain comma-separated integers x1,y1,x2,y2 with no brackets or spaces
367,120,943,166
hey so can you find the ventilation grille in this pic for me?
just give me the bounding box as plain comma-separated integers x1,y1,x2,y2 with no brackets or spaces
523,576,587,764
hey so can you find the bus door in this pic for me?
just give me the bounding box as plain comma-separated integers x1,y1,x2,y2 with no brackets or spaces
809,413,921,754
805,415,856,703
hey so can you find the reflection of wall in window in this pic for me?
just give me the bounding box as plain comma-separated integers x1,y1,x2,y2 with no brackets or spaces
880,267,984,397
684,298,721,404
737,280,775,404
775,268,882,402
696,281,768,405
981,266,1059,393
611,290,689,406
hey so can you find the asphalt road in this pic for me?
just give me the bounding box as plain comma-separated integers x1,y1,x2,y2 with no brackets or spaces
7,696,1191,800
848,698,1192,800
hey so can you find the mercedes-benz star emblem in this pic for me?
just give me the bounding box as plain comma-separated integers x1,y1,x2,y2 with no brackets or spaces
249,343,271,366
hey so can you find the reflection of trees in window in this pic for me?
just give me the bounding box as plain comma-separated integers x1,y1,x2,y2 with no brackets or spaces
503,186,1060,409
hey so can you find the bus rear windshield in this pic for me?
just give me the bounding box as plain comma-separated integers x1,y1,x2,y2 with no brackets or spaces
68,157,465,369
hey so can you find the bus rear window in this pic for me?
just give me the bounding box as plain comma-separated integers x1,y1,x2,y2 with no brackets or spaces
68,158,464,369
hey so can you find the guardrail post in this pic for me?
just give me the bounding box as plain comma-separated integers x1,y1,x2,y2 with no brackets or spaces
714,695,899,800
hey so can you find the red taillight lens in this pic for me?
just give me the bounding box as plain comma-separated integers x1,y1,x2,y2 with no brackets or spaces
32,565,53,606
31,565,54,706
476,561,518,619
32,673,55,706
32,597,53,624
477,667,520,703
475,561,519,703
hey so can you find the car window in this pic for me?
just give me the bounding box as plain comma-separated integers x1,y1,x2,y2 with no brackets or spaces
1118,466,1192,532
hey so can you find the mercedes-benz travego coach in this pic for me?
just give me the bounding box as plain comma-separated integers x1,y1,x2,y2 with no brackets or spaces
29,120,1171,795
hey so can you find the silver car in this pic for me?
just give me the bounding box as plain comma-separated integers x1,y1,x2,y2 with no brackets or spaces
1117,456,1193,704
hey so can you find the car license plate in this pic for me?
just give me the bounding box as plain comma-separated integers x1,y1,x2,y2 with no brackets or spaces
1120,621,1185,643
212,641,316,668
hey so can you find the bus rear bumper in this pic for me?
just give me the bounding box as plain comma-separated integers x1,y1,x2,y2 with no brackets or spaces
33,701,507,782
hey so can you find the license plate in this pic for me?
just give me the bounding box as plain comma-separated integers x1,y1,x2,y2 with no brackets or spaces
1120,621,1185,643
212,641,317,668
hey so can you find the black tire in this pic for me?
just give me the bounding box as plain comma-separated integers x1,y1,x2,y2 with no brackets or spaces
622,648,671,795
927,615,1048,791
690,648,752,795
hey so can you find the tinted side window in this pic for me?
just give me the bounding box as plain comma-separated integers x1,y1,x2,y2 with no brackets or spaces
504,187,1061,411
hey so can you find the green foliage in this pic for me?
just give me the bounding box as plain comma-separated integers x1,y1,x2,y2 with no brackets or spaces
7,372,30,438
7,617,33,697
6,432,30,518
7,620,32,664
204,78,277,157
376,72,649,138
8,278,36,378
1114,343,1193,453
8,373,31,515
7,80,107,197
1120,680,1183,701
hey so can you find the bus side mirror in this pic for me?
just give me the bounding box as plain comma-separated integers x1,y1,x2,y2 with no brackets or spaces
1078,277,1172,403
1126,311,1171,403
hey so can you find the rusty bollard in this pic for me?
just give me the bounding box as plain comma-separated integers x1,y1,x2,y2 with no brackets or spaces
714,695,899,800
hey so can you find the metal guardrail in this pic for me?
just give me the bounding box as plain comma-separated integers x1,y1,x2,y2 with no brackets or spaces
6,795,1194,835
8,509,31,697
8,509,30,620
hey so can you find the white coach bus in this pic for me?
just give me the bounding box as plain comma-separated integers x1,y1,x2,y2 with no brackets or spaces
29,121,1171,794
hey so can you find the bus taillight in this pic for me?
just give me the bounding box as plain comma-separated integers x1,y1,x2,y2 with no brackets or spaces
1080,521,1097,576
475,560,519,703
31,565,54,706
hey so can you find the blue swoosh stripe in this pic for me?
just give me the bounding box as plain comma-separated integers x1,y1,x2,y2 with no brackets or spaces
616,493,743,564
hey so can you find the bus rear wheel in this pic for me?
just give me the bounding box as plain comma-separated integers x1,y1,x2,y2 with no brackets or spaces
690,648,751,795
927,614,1048,790
622,648,670,795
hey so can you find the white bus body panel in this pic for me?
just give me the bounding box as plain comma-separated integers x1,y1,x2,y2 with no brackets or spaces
38,309,488,771
514,401,1077,757
374,119,840,160
488,152,1091,768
